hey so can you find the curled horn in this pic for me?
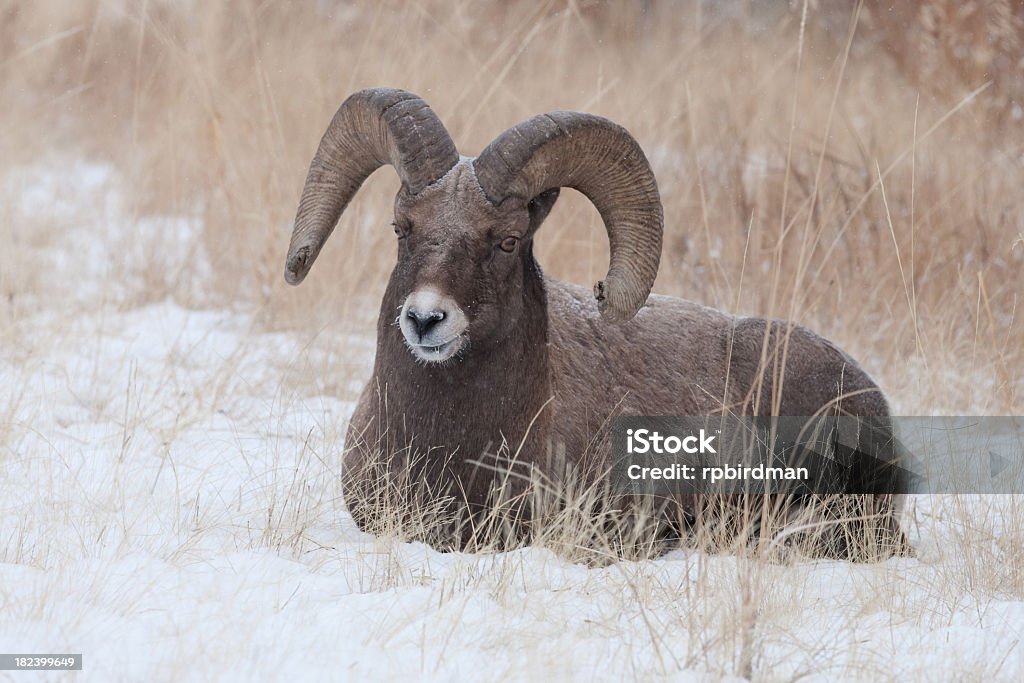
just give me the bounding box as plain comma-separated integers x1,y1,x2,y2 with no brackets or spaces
285,88,459,285
473,112,663,322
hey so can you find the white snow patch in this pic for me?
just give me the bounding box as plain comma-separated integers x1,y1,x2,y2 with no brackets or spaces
2,159,208,307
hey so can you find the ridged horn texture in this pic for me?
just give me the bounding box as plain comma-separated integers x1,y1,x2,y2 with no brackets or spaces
285,88,459,285
473,112,663,322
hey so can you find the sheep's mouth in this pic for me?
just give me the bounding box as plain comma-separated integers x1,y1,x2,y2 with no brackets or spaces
407,335,464,363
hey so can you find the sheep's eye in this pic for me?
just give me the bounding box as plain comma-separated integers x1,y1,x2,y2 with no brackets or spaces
392,221,405,238
498,236,519,253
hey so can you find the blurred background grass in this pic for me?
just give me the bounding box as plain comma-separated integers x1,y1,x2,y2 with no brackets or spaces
1,0,1021,414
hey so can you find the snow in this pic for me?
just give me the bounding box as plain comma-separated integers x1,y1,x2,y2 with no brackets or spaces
1,161,1023,681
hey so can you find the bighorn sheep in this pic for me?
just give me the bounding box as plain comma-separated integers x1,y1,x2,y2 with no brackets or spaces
285,88,910,560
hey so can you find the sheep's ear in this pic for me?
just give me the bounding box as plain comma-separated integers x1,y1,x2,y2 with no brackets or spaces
527,188,560,234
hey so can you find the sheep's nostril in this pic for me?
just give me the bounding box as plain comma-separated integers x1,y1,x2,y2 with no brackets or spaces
407,309,445,339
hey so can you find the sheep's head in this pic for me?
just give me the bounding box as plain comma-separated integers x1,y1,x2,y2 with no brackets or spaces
285,88,664,364
387,162,560,362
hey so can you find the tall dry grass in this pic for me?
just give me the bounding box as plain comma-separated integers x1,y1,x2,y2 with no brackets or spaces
2,0,1019,415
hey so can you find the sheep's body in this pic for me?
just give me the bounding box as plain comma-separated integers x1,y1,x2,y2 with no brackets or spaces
344,275,904,554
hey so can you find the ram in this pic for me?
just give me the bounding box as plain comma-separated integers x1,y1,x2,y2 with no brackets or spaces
285,88,910,560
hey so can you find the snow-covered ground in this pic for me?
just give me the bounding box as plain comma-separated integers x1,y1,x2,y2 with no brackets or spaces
1,162,1022,681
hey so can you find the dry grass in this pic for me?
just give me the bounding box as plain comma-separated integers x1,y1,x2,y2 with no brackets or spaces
342,421,913,566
